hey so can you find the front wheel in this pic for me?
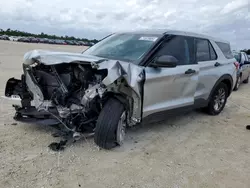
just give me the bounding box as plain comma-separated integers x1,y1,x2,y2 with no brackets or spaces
94,98,126,149
205,82,228,115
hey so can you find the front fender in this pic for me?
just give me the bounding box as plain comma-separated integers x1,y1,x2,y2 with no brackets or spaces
97,61,145,123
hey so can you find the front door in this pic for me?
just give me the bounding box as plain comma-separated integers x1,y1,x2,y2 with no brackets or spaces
142,35,199,118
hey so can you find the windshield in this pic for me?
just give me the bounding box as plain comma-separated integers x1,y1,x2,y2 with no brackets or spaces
82,33,160,63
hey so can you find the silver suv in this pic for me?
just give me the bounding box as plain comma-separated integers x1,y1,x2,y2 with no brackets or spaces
4,30,237,149
233,51,250,90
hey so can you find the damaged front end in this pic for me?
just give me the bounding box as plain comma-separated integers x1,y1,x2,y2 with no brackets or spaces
4,50,145,139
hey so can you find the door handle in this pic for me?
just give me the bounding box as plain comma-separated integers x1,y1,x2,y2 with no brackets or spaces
214,62,221,67
185,69,196,74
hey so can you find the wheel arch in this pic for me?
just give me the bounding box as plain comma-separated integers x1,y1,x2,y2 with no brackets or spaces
102,73,145,125
104,92,129,111
209,74,233,99
103,86,141,126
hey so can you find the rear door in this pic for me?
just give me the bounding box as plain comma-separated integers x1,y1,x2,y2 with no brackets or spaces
194,38,220,102
143,35,199,118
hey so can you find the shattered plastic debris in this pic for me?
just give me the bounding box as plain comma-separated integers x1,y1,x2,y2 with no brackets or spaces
51,131,69,138
48,140,67,151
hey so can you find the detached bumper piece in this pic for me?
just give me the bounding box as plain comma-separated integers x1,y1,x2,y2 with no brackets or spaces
5,70,95,151
5,77,24,97
12,105,59,125
5,76,55,122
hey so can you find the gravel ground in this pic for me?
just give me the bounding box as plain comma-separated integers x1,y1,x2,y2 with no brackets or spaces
0,40,250,188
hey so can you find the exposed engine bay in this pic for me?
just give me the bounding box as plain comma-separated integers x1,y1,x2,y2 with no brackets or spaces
4,50,145,150
4,50,145,149
33,63,108,131
7,63,110,133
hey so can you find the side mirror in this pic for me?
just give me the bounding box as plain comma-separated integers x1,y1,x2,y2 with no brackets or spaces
244,61,250,65
151,55,178,68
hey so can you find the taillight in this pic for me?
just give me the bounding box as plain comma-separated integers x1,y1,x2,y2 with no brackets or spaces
234,62,240,70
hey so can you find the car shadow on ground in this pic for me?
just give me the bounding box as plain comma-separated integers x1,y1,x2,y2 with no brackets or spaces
129,109,205,133
3,102,209,152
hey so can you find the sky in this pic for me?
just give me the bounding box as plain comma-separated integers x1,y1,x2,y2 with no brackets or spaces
0,0,250,49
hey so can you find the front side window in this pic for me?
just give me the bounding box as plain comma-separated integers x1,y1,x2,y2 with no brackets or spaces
153,35,195,65
82,33,160,63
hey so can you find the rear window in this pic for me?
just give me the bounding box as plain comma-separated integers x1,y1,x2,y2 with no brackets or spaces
215,42,234,59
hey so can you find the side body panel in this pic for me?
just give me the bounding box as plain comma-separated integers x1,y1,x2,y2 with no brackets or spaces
244,53,250,79
195,40,237,101
240,52,250,81
143,64,199,118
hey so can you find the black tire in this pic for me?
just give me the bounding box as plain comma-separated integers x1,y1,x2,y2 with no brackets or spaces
94,98,125,149
243,76,249,84
205,82,228,115
233,75,241,91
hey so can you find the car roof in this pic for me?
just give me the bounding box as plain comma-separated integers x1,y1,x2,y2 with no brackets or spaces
121,29,229,44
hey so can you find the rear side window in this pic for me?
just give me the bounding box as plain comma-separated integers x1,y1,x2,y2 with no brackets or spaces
215,42,234,59
196,39,217,62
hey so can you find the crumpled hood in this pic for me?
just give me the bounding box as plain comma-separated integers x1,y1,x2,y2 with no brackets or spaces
23,49,105,66
23,50,145,87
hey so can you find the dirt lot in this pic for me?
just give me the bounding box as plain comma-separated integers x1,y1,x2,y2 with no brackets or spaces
0,40,250,188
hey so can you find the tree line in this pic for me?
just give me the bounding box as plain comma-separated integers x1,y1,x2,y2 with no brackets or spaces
1,28,249,53
0,28,99,43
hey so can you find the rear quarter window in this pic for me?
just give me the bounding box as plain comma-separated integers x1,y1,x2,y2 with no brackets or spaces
215,42,234,59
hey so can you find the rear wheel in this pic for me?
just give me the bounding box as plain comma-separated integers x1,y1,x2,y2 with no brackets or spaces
94,98,126,149
205,82,228,115
233,75,241,91
243,76,249,84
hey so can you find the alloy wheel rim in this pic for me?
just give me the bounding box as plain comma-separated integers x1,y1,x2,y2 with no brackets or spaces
116,111,126,145
214,88,226,111
236,77,241,88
